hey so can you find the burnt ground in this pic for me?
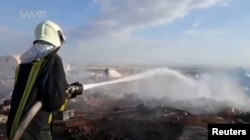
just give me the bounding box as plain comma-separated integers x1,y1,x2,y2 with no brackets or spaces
0,92,248,140
1,92,250,140
91,118,184,140
91,116,209,140
52,113,203,140
1,83,250,140
178,126,207,140
50,100,249,140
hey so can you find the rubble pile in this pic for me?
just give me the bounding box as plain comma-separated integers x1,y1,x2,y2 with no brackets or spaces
50,94,250,140
0,92,249,140
0,73,250,140
1,83,250,140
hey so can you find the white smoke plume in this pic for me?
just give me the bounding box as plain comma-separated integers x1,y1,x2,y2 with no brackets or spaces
86,68,250,112
134,71,250,112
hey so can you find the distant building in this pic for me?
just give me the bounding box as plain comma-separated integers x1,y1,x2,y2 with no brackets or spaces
104,68,122,78
0,55,21,78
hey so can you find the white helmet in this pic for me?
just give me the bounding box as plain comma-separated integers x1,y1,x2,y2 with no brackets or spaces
34,20,66,48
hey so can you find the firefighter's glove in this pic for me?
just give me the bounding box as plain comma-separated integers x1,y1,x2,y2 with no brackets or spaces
66,82,83,99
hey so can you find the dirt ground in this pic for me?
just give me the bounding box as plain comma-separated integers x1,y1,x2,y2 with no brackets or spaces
0,89,249,140
52,116,204,140
50,101,246,140
88,118,184,140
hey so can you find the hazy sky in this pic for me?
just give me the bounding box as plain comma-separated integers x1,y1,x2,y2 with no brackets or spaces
0,0,250,66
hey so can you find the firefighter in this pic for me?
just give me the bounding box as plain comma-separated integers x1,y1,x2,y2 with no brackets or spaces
104,67,110,78
6,20,83,140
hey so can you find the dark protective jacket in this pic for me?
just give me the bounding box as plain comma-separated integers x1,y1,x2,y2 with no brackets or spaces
6,50,69,140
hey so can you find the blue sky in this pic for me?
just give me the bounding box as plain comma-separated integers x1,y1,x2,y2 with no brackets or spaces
0,0,250,67
0,0,97,32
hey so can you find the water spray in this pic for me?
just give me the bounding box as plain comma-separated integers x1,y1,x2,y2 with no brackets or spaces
83,68,195,90
12,67,196,139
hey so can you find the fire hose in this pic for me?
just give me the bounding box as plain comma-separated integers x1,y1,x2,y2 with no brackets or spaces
12,101,42,140
12,84,82,140
11,78,131,140
11,69,155,140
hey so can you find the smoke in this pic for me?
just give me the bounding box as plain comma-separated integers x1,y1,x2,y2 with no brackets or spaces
128,71,250,112
87,68,250,113
68,67,250,113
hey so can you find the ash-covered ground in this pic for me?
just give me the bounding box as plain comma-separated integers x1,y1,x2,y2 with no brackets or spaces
1,66,250,140
62,88,249,140
63,81,249,140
